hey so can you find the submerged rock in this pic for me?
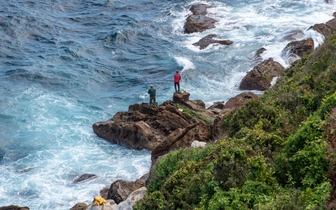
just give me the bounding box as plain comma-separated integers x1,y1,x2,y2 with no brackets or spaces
73,173,97,183
192,34,233,50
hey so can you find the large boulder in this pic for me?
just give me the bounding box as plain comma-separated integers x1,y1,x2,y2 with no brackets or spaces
93,95,214,151
223,92,260,112
239,58,285,91
184,4,217,34
281,38,314,65
114,187,147,210
193,34,233,50
107,174,148,204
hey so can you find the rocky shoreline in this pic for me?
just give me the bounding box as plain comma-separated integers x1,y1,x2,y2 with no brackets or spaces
2,3,336,210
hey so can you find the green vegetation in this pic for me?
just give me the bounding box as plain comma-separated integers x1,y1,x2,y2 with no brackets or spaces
176,104,213,124
134,34,336,210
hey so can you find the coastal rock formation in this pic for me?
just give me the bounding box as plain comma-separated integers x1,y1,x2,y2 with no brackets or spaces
92,92,214,151
239,58,285,91
73,173,97,183
113,187,147,210
309,16,336,38
0,206,29,210
70,203,88,210
208,101,225,110
212,92,260,139
222,92,260,113
281,38,314,65
184,4,217,34
193,34,233,50
107,174,148,204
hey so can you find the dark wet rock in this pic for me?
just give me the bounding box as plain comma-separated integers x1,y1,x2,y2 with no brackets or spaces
239,58,285,91
281,38,314,65
107,174,149,204
193,34,233,50
70,203,88,210
184,4,217,34
309,17,336,38
0,206,29,210
73,173,97,183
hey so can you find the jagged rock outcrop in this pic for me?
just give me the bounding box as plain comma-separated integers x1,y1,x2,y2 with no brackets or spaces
309,16,336,38
184,4,217,34
92,92,214,151
281,38,314,65
107,174,148,204
239,58,285,91
193,34,233,50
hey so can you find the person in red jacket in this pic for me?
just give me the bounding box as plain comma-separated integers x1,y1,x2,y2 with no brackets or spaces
174,70,181,93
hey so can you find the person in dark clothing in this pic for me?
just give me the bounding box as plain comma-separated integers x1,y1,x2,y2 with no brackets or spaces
148,84,156,107
174,70,181,92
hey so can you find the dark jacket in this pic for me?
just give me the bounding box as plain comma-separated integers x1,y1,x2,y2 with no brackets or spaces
148,87,156,97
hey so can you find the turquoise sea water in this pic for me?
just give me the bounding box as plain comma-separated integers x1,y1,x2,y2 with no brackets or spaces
0,0,335,209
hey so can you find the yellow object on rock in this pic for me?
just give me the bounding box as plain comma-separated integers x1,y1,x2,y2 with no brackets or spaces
93,196,107,206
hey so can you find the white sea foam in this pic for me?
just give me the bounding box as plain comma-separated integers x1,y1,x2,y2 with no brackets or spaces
0,86,151,209
174,56,195,72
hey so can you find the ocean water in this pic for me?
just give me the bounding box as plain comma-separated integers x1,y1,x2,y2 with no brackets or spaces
0,0,334,209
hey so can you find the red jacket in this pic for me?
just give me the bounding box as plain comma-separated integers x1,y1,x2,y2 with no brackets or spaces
174,73,181,82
